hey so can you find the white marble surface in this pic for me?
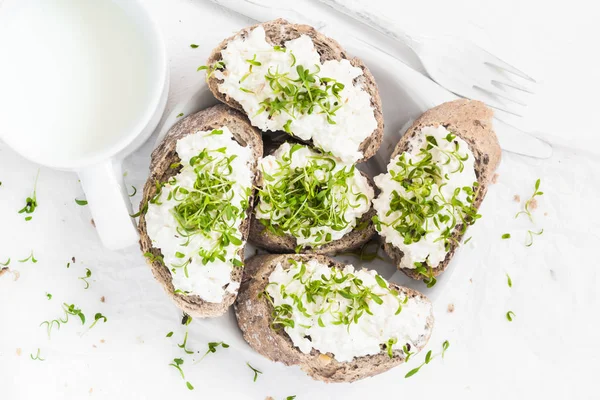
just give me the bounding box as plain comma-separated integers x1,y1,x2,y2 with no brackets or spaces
0,0,598,399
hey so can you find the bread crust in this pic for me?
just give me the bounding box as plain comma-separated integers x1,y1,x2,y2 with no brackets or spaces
234,254,434,383
205,18,384,163
381,99,501,280
138,104,263,317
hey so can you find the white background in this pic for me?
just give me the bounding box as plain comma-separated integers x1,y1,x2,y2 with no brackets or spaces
0,0,599,399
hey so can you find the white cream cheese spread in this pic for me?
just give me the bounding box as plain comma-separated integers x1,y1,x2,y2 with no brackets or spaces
373,125,478,271
214,26,378,163
146,127,254,303
255,142,374,248
266,258,432,362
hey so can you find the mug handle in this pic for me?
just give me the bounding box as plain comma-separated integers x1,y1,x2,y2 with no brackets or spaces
78,159,139,250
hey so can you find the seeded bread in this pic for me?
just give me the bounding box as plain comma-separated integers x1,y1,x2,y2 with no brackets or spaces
383,99,501,280
205,18,384,163
138,104,263,318
234,254,434,383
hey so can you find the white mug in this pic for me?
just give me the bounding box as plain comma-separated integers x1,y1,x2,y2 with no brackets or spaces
0,0,169,249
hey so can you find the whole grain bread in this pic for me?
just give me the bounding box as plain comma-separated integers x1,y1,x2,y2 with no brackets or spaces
205,19,384,163
383,99,501,280
248,171,377,255
234,254,434,383
138,104,263,318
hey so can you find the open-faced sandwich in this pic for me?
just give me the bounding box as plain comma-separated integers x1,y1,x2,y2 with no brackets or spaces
202,18,384,163
235,254,434,382
372,99,501,285
249,141,376,254
139,104,263,317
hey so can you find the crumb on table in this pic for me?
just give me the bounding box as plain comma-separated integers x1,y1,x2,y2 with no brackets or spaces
513,194,521,202
16,348,22,356
100,296,105,303
447,303,455,313
529,198,538,210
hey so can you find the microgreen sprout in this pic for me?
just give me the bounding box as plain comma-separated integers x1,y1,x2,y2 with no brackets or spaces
169,358,185,379
128,186,137,197
18,251,37,264
30,348,45,361
168,358,194,390
177,331,193,354
506,273,512,288
40,303,85,338
190,44,198,49
46,293,52,300
181,313,192,326
402,344,414,362
386,337,398,359
89,313,107,329
525,229,544,247
257,144,369,248
506,311,516,322
130,203,148,218
441,340,450,358
246,362,262,382
176,113,184,118
75,199,88,206
405,340,449,378
79,268,92,289
143,252,164,265
18,170,39,221
405,350,434,378
198,341,229,362
515,179,543,221
166,331,174,338
0,258,10,266
502,233,511,239
197,60,225,79
414,262,437,288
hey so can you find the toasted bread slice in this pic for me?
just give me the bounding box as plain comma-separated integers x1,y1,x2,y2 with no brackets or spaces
205,18,384,163
382,99,501,280
138,104,263,317
234,254,434,383
248,176,377,255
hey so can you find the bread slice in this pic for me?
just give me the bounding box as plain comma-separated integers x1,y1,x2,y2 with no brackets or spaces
248,175,377,255
382,99,501,280
205,18,384,163
138,104,263,317
249,136,376,254
234,254,434,383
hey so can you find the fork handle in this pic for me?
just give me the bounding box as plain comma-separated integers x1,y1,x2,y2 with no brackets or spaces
317,0,423,53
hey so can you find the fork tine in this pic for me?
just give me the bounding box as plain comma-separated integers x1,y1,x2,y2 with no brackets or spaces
484,60,536,83
492,79,535,94
473,85,527,107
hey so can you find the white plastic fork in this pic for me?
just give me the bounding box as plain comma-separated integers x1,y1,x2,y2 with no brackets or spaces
318,0,535,117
